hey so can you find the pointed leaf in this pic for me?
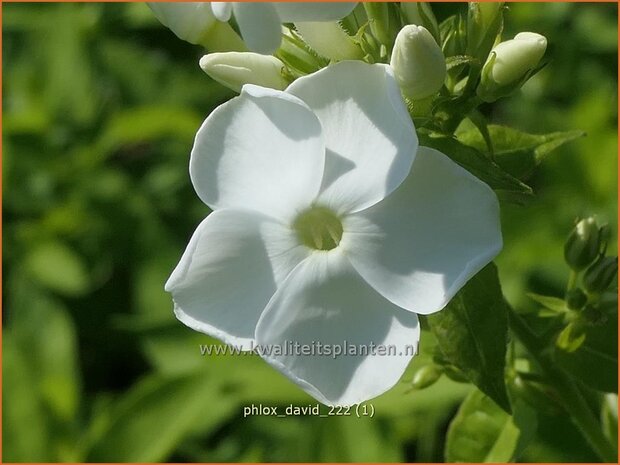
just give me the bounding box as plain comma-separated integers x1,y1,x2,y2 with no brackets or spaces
86,373,237,462
419,132,533,204
555,314,618,393
458,124,584,179
3,334,53,462
527,293,567,313
445,389,536,462
428,264,511,412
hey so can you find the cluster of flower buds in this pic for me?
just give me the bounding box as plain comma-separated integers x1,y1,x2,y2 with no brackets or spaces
390,2,548,106
556,217,617,352
148,2,549,107
564,218,616,289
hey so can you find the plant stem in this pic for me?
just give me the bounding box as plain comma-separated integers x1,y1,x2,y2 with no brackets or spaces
508,309,617,462
567,269,579,293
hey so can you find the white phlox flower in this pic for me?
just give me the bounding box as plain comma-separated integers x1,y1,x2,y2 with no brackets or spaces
149,2,357,54
166,61,503,406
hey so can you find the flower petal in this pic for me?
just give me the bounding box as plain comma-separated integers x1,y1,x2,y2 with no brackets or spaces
166,209,310,349
211,2,232,21
148,2,216,45
255,249,420,406
286,61,417,214
342,146,503,315
273,2,357,22
232,2,282,54
190,84,325,221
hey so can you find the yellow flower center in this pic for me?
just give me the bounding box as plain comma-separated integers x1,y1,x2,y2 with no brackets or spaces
293,206,343,251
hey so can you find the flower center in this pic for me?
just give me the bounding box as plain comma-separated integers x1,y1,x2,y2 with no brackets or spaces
293,206,343,251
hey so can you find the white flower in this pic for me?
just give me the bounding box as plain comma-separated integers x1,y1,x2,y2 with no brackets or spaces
149,2,217,45
166,61,502,406
149,2,357,54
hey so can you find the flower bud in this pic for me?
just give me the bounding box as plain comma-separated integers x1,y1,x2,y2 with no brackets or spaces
583,256,618,294
477,32,547,102
566,288,587,311
294,22,363,61
582,304,607,326
564,218,601,271
598,224,611,255
410,364,442,389
199,52,289,93
390,25,447,100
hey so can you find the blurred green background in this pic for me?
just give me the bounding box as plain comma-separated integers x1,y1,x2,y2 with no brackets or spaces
2,2,617,462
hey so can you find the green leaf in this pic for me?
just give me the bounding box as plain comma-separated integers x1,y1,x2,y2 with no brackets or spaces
457,125,585,180
4,273,82,460
601,393,618,450
527,293,568,313
556,322,587,352
445,54,476,71
318,416,402,462
555,314,618,393
445,389,535,462
86,373,237,462
24,241,90,296
428,263,511,412
8,273,82,424
97,105,203,157
419,132,533,204
3,334,53,462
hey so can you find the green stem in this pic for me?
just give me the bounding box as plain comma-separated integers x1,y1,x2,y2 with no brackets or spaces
441,95,483,134
567,270,579,293
508,309,617,462
363,2,393,48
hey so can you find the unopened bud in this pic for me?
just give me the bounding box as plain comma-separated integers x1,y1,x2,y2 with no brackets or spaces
564,218,601,271
199,52,289,93
410,364,442,389
598,224,611,255
477,32,547,102
295,22,363,61
566,288,587,311
583,256,618,294
390,25,447,100
582,304,607,325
